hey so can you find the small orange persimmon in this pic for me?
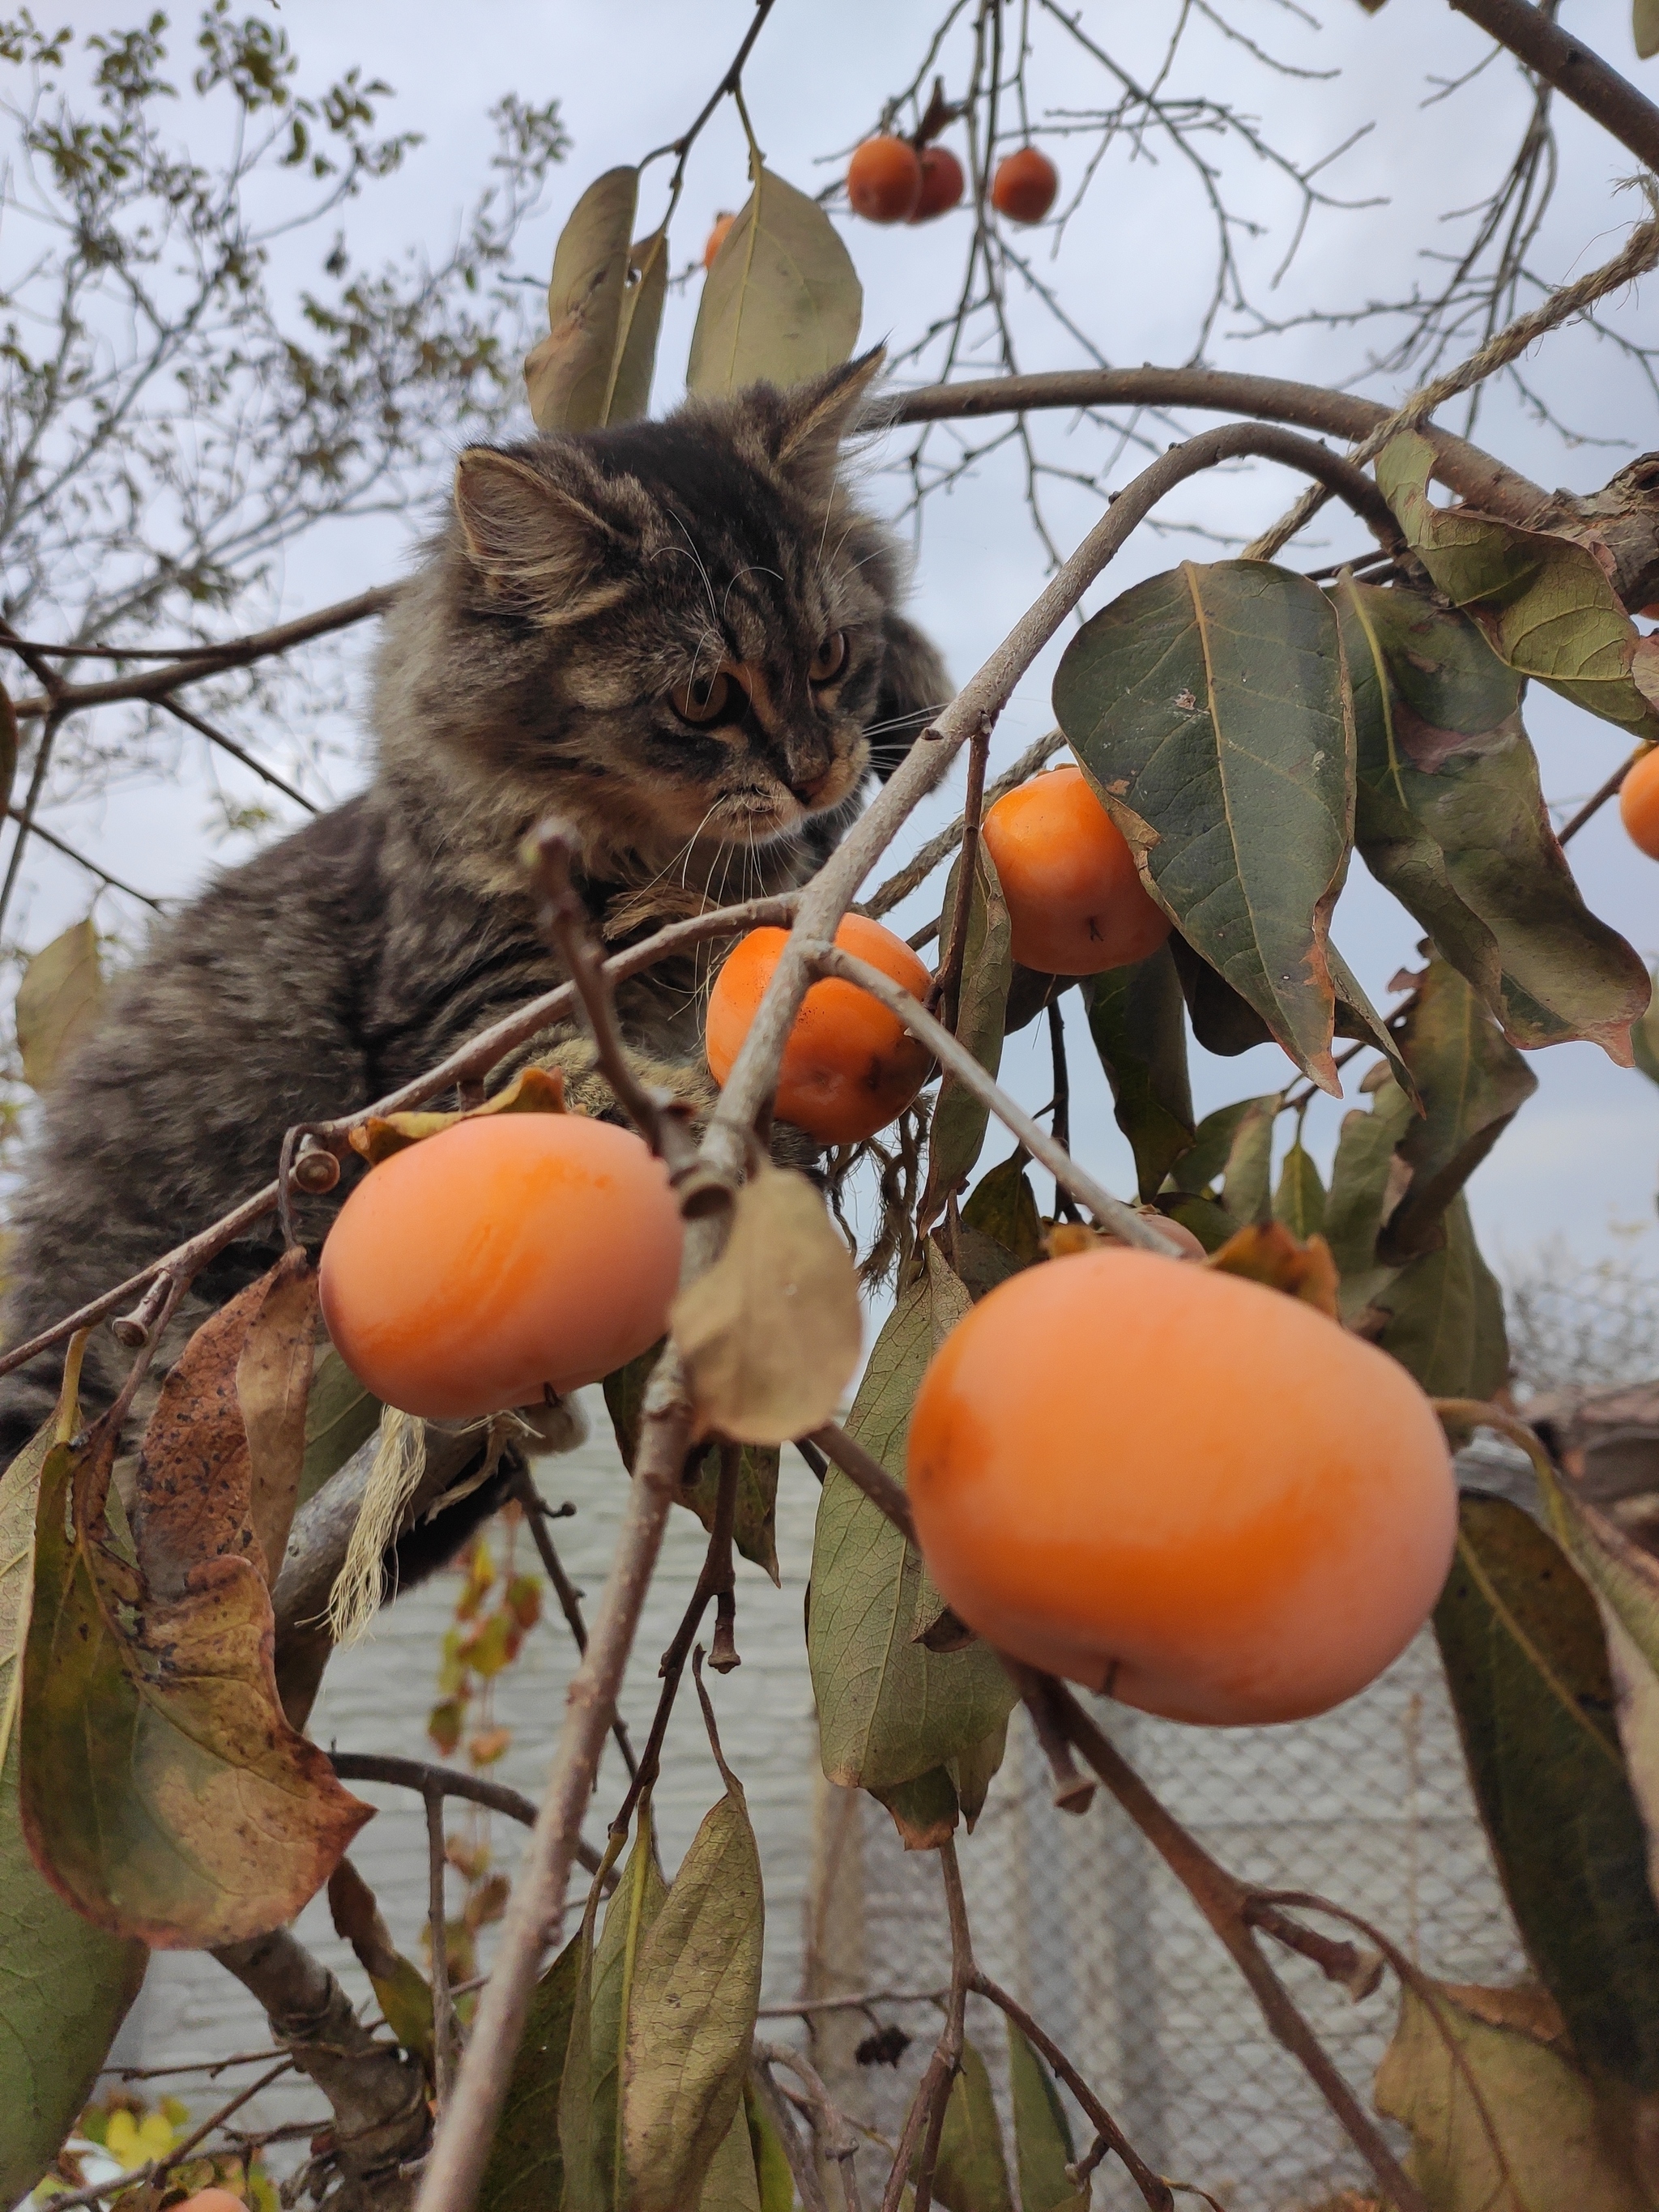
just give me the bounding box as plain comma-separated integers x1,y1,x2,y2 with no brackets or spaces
992,146,1059,224
706,914,933,1145
907,1249,1456,1724
702,212,736,269
1619,744,1659,859
173,2196,247,2212
981,764,1171,974
847,136,923,223
910,144,966,221
319,1115,682,1421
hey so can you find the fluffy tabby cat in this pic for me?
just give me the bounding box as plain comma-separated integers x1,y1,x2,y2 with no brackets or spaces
0,351,946,1461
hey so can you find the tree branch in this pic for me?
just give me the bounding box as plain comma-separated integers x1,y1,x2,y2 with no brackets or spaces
1447,0,1659,172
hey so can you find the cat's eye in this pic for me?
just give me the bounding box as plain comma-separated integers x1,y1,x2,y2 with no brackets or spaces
809,631,848,684
671,671,733,724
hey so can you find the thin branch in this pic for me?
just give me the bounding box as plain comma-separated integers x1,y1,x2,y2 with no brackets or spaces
426,1784,459,2108
810,1421,917,1545
159,693,318,814
751,2053,833,2212
40,2060,295,2210
893,1837,974,2212
325,1749,609,1879
0,701,66,936
1559,742,1648,843
760,2041,865,2212
510,1464,640,1780
863,727,1066,922
931,727,989,1029
6,803,166,909
1446,0,1659,172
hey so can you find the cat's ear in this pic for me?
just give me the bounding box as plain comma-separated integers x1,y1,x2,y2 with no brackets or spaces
767,347,887,509
453,447,630,619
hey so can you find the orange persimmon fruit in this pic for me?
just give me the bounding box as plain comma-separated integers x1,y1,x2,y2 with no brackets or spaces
702,212,736,269
319,1115,682,1421
173,2197,248,2212
911,143,966,220
1618,744,1659,859
980,764,1171,974
907,1248,1457,1724
706,914,933,1145
992,145,1059,224
847,135,923,223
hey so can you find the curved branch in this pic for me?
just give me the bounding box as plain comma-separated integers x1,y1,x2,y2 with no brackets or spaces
881,366,1546,521
1448,0,1659,173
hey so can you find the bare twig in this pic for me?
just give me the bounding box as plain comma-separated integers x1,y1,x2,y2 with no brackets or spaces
426,1785,459,2108
752,2052,834,2212
895,1837,974,2212
6,804,166,910
510,1464,640,1780
760,2041,866,2212
931,727,990,1030
1559,743,1650,844
41,2059,295,2209
1447,0,1659,172
864,727,1067,923
159,693,318,814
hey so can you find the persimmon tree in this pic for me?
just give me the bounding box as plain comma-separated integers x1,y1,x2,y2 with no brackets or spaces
7,3,1659,2210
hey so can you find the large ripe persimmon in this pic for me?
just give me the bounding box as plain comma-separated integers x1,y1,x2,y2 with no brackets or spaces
1619,744,1659,859
320,1114,681,1421
706,914,933,1145
847,136,923,223
980,764,1171,974
907,1249,1456,1724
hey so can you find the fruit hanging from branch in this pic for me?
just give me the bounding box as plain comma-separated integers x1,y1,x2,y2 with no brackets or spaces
992,144,1059,224
981,764,1171,975
847,134,924,222
1618,743,1659,858
319,1113,683,1421
906,1247,1458,1724
706,914,933,1144
910,143,965,220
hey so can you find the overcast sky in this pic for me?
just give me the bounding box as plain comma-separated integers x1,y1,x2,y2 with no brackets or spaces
9,0,1659,1279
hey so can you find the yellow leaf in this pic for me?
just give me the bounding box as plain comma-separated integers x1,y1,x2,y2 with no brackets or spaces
15,917,102,1090
348,1063,565,1165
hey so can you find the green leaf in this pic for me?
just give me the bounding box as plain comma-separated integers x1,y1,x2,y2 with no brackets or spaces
524,166,639,434
745,2078,795,2212
1008,2022,1076,2212
1377,432,1659,744
699,2100,765,2212
926,2038,1015,2212
15,916,102,1091
561,1815,667,2212
604,1345,781,1580
1170,1098,1256,1195
0,1417,145,2206
1054,560,1354,1090
1639,0,1659,60
1435,1495,1659,2101
1220,1097,1277,1227
481,1931,583,2210
300,1346,382,1507
872,1762,962,1850
1085,944,1196,1200
1377,1192,1508,1402
1273,1141,1327,1238
1375,1978,1649,2212
1166,933,1274,1057
326,1856,433,2065
687,164,863,395
922,844,1014,1221
1163,1191,1238,1252
961,1149,1044,1267
607,227,668,425
809,1250,1017,1796
19,1270,371,1948
1383,960,1537,1263
1323,1077,1414,1323
625,1785,766,2212
1339,577,1648,1062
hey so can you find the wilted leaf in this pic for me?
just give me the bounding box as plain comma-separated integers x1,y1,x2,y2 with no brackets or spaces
481,1930,583,2210
608,227,668,424
20,1268,372,1947
1054,560,1354,1090
687,163,862,395
1378,1193,1508,1403
922,843,1014,1221
1639,0,1659,60
15,916,102,1091
1221,1096,1277,1226
1008,2022,1077,2212
810,1249,1016,1796
1377,432,1659,743
1085,944,1196,1200
1208,1220,1340,1318
0,1409,146,2205
1274,1140,1326,1238
603,1344,778,1579
1382,960,1537,1263
300,1346,381,1509
625,1783,765,2212
235,1248,319,1582
672,1163,862,1446
699,2101,765,2212
1339,577,1648,1062
1324,1077,1414,1323
349,1063,565,1165
926,2038,1014,2212
1375,1976,1648,2211
562,1816,666,2212
327,1857,433,2064
1435,1494,1659,2105
525,167,639,434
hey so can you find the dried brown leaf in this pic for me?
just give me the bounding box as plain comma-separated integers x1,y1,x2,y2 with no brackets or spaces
1206,1221,1341,1319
